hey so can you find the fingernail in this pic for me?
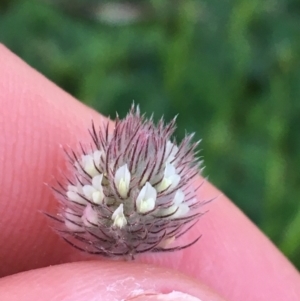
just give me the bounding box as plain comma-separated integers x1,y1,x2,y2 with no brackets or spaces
127,291,202,301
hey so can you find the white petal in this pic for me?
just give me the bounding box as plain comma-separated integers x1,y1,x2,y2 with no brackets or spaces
92,190,104,204
169,174,181,189
114,164,131,198
172,203,190,218
76,183,84,194
81,155,99,177
66,191,78,201
156,190,185,217
68,183,84,194
82,204,98,226
173,190,185,205
164,163,176,178
114,164,130,184
136,182,157,213
93,150,102,168
67,185,77,192
65,220,84,232
166,141,173,153
82,185,97,199
111,204,127,228
156,204,177,217
156,163,181,192
166,141,178,153
66,190,86,205
156,178,172,192
166,141,178,164
145,182,157,200
138,197,156,214
92,174,103,190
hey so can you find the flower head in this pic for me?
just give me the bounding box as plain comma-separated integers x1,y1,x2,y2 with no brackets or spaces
49,105,204,258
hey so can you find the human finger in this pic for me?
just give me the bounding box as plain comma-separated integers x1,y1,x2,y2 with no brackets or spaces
0,261,227,301
0,45,299,301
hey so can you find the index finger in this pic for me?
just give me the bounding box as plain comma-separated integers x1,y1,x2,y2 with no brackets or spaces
0,45,299,301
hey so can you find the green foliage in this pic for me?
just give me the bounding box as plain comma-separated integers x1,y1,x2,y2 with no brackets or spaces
1,0,300,268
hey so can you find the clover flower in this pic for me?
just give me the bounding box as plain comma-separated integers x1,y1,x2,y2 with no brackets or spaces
49,105,204,258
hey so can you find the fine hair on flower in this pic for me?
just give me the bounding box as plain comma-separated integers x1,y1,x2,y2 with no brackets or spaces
48,104,207,259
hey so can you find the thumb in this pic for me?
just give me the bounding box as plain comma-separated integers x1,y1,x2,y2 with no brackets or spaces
0,261,227,301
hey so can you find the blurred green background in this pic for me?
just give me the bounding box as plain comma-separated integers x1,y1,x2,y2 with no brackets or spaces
1,0,299,268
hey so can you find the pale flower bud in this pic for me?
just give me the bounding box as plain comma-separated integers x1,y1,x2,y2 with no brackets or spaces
114,164,131,198
112,204,127,228
49,105,204,259
136,182,157,213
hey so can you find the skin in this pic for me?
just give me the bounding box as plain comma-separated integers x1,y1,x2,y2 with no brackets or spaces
0,44,299,301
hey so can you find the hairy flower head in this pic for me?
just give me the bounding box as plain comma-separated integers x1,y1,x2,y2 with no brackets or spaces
50,105,204,258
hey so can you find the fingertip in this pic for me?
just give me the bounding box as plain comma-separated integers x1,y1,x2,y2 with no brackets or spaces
0,261,226,301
